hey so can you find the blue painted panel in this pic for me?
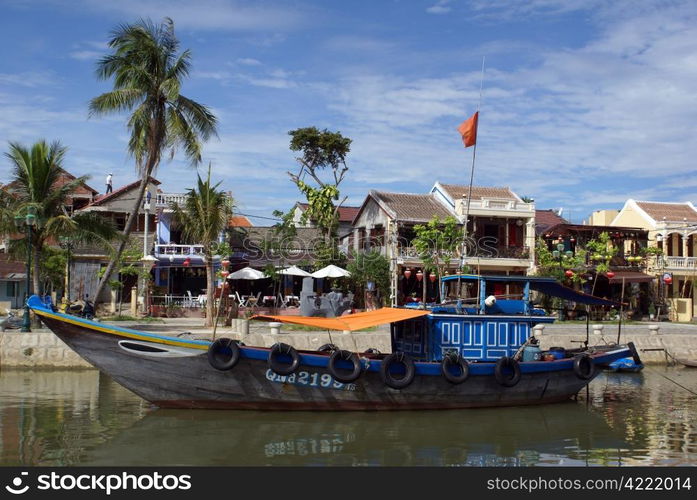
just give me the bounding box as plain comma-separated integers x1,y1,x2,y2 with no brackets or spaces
487,349,508,359
451,322,461,345
474,322,483,345
463,322,471,346
441,323,450,344
498,323,508,346
486,323,497,346
462,348,483,359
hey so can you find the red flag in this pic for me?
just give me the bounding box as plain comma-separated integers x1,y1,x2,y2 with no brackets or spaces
457,111,478,148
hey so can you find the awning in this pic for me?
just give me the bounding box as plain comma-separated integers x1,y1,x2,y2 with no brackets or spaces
608,271,655,284
529,281,620,306
252,307,430,331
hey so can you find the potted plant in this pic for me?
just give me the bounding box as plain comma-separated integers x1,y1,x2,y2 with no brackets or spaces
648,303,656,321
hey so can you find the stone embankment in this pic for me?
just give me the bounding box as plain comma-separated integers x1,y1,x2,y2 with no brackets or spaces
1,318,695,368
537,323,697,364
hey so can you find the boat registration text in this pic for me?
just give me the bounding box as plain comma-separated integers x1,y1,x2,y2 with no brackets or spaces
265,369,357,391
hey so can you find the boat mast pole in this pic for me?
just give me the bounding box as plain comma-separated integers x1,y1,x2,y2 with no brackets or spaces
457,57,485,301
617,276,626,344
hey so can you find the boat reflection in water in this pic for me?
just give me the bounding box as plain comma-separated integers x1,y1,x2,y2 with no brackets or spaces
83,403,627,466
1,370,695,466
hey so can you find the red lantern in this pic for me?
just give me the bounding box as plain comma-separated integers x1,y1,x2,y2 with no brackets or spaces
183,257,191,267
565,270,574,278
416,270,424,282
221,259,230,269
429,273,437,282
404,268,412,279
606,271,615,279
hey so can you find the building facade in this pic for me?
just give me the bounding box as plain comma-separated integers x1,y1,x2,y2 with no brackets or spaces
350,183,536,305
611,199,697,320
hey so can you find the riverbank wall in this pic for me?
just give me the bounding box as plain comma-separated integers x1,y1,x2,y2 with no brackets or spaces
1,321,695,368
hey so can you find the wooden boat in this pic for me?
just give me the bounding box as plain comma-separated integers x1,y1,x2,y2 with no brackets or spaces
27,274,635,411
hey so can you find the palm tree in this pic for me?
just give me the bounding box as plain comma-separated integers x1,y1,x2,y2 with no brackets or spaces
171,166,232,326
89,17,218,305
2,140,119,296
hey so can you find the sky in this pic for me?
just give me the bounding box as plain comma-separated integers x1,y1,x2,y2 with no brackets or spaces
1,0,697,225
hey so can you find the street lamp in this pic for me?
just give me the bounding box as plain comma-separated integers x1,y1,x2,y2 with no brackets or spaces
58,235,75,302
552,241,573,278
14,206,37,332
140,255,158,316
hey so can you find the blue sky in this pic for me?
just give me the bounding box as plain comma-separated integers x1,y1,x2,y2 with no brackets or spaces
2,0,697,224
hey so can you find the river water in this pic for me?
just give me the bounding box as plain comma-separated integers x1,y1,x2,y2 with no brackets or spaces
0,368,695,466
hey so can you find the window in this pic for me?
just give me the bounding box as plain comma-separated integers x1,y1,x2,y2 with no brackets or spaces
6,282,17,296
115,216,126,231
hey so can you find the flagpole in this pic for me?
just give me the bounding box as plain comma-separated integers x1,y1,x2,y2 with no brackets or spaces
456,57,485,301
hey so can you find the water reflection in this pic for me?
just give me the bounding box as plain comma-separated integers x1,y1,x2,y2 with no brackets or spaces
0,368,695,466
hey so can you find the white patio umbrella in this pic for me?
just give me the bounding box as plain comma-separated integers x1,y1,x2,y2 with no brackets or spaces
227,266,267,280
311,264,351,279
279,265,312,277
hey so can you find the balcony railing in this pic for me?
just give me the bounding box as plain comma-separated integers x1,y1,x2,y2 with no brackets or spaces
398,246,530,260
156,193,188,207
155,244,205,257
455,198,534,214
661,256,697,270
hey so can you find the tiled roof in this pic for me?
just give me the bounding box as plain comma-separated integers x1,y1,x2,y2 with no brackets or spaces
4,167,99,197
229,215,253,228
535,209,568,235
88,177,161,207
635,201,697,223
297,203,361,223
0,256,25,279
371,191,454,223
439,184,520,201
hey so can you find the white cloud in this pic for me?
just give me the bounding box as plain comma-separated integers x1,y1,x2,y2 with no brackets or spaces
69,50,103,61
79,0,307,31
0,71,56,88
310,1,697,216
426,0,453,15
324,35,396,52
236,57,262,66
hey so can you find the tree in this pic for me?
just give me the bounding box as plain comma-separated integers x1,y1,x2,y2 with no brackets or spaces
347,251,390,308
287,127,352,244
171,166,232,326
89,18,218,305
534,237,587,284
2,140,118,296
412,216,461,304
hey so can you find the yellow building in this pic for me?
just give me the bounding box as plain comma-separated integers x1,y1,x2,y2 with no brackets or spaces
611,199,697,321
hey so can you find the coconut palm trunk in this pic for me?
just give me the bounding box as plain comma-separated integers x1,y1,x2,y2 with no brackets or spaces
205,256,216,326
171,166,232,328
88,18,217,307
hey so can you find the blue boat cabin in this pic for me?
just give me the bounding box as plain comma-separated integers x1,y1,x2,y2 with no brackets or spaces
391,275,593,362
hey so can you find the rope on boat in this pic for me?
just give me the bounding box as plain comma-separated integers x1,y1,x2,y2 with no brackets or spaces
643,366,697,397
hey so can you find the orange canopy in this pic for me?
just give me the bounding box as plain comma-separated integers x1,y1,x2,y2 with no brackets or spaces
252,307,430,331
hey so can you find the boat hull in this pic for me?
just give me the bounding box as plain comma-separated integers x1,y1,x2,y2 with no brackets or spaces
36,310,630,411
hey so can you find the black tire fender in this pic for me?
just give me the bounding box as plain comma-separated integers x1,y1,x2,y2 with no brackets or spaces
441,352,470,384
328,349,362,383
268,342,300,376
318,343,338,353
573,353,595,380
380,352,416,390
494,356,521,387
208,337,241,371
